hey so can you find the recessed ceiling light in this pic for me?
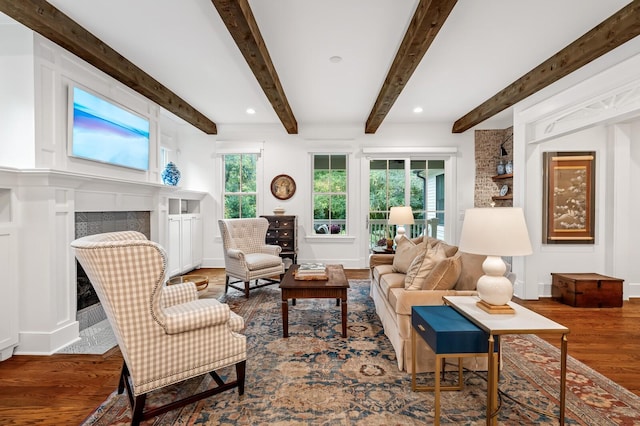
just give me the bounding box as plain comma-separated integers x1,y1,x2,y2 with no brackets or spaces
329,56,342,63
246,108,256,115
413,106,423,113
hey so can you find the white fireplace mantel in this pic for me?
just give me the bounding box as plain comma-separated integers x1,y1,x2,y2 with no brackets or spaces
0,167,205,357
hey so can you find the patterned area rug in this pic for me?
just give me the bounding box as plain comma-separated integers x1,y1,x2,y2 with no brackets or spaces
82,280,640,425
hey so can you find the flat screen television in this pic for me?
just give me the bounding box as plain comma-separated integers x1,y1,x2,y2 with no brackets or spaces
69,86,150,171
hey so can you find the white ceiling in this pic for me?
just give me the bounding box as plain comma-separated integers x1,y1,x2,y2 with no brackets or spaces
5,0,636,132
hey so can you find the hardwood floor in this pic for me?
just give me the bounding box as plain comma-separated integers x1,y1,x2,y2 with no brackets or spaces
515,295,640,397
0,268,638,425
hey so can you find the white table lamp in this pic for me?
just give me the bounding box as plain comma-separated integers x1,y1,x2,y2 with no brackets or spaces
388,206,415,244
458,207,532,314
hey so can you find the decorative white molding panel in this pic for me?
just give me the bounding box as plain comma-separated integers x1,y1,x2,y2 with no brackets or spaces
527,79,640,144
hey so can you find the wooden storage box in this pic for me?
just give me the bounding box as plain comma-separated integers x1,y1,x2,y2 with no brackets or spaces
551,273,623,308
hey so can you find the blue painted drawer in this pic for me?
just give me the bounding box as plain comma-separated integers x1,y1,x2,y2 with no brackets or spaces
412,306,493,354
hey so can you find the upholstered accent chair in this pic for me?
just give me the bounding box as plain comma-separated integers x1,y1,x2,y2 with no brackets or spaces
218,218,285,298
71,231,246,426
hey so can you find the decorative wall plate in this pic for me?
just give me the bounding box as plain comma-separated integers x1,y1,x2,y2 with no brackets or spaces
271,174,296,200
499,184,509,197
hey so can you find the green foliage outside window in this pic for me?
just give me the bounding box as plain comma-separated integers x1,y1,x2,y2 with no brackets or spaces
369,160,406,220
224,154,257,218
368,159,445,244
369,159,444,218
313,154,347,234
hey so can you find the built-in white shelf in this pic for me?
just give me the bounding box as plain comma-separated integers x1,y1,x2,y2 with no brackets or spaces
169,198,200,215
167,197,203,277
0,187,17,361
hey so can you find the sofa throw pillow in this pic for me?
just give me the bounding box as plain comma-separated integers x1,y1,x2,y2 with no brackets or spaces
422,252,462,290
404,244,447,290
392,237,426,274
410,236,425,245
426,237,459,257
455,251,487,290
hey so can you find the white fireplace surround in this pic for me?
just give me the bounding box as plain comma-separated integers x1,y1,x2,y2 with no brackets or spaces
0,168,204,356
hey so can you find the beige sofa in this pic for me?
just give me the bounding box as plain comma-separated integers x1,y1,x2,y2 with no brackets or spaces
369,235,513,373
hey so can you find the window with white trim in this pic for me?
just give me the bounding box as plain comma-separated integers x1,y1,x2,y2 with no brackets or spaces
312,154,347,235
223,153,257,218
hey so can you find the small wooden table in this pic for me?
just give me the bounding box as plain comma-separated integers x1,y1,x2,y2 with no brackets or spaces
166,274,209,292
371,246,395,254
279,264,349,338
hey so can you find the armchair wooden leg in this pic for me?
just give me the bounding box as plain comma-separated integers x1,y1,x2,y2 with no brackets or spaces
236,360,246,395
209,371,225,387
224,276,230,294
227,276,280,298
118,361,127,394
129,366,245,424
130,394,146,426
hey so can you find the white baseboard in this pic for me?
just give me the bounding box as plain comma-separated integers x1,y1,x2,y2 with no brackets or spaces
14,321,80,356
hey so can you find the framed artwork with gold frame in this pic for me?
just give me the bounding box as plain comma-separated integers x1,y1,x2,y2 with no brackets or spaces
270,174,296,200
542,151,595,244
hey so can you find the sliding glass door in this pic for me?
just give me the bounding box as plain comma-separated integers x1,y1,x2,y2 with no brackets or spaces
368,158,446,248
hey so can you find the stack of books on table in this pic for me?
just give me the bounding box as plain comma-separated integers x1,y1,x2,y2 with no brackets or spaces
295,263,327,279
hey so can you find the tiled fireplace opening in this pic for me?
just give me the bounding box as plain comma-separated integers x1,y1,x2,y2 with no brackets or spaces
75,211,150,329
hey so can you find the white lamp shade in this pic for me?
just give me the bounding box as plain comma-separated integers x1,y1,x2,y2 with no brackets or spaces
458,207,532,257
388,206,415,225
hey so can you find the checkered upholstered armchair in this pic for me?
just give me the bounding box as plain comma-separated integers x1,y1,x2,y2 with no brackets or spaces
71,231,246,426
219,218,285,298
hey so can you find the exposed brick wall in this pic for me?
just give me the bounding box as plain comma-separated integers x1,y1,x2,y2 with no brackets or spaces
474,127,513,207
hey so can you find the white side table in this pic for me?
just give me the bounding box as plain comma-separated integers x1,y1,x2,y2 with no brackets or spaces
443,296,570,425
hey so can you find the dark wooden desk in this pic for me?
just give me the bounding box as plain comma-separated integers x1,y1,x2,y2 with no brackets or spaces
279,264,349,338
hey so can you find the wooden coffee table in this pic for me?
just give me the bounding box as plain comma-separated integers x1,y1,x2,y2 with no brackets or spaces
279,264,349,338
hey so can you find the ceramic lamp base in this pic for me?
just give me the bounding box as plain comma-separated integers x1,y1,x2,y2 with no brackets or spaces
476,255,514,314
394,225,407,244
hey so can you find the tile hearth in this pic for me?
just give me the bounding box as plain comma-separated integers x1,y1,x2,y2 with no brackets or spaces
57,303,116,355
56,319,116,355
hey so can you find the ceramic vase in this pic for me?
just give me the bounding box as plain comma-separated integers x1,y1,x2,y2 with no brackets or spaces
161,162,181,186
505,160,513,174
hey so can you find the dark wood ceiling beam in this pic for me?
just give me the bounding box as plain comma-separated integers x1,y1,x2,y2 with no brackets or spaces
365,0,458,134
0,0,218,134
452,1,640,133
212,0,298,134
